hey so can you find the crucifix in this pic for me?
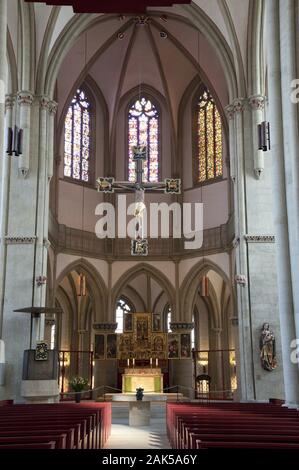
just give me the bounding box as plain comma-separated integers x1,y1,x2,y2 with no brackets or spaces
96,146,181,256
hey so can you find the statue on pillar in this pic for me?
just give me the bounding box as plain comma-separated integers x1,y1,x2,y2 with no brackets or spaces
259,323,277,371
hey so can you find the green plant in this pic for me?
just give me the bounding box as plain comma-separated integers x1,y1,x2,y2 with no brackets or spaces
69,376,88,393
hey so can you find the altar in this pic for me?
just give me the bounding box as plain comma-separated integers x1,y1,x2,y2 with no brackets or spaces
122,368,163,393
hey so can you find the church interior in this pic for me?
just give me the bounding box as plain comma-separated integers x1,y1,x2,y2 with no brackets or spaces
0,0,299,453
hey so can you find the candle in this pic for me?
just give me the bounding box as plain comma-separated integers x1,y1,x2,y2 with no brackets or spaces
127,358,130,367
150,357,152,366
133,358,135,367
156,358,158,367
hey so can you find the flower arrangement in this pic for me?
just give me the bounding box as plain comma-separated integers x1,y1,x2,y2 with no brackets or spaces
69,376,89,393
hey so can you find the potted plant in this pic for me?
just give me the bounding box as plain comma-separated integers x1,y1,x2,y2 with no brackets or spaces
136,387,144,401
69,376,88,403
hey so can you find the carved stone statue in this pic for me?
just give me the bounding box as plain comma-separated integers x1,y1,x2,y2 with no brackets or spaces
260,323,277,371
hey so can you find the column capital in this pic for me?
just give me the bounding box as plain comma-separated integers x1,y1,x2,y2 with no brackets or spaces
48,100,58,115
93,323,118,333
225,104,235,120
169,322,194,333
5,94,15,111
248,94,266,111
39,95,50,110
17,91,34,106
211,327,222,335
233,98,246,114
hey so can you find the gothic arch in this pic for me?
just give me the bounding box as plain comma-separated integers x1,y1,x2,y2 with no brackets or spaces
180,259,231,323
111,263,176,317
56,258,108,323
42,10,241,103
118,85,164,182
57,74,109,150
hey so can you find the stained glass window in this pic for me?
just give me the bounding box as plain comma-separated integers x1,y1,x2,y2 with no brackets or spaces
196,88,223,183
64,89,91,183
128,97,160,182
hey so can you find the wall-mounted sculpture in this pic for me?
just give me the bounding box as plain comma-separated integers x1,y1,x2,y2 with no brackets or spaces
259,323,277,371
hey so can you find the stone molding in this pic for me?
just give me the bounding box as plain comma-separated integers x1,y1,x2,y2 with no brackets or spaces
93,323,118,332
4,236,37,245
225,96,267,117
245,235,275,244
170,322,194,332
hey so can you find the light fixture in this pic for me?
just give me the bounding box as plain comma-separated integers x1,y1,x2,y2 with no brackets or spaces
6,126,23,156
200,276,209,297
258,121,271,151
77,273,86,297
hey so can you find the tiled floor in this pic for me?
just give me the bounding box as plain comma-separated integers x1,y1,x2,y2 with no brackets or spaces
104,403,171,449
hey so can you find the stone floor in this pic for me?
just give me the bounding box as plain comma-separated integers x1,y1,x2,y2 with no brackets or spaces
104,402,171,449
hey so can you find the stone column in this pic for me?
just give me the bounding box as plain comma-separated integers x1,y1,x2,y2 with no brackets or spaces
93,323,118,398
266,0,299,405
169,322,194,398
225,93,285,402
0,0,8,338
0,95,14,337
0,0,7,156
174,259,180,322
230,99,256,401
209,327,223,396
279,0,299,345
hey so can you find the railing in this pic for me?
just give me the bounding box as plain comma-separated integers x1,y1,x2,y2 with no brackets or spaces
49,211,235,259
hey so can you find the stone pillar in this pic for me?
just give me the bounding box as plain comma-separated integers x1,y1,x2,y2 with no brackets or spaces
0,0,7,155
0,0,7,339
93,323,118,398
0,89,56,401
226,99,255,401
0,95,14,339
169,322,194,398
226,94,285,402
209,327,223,395
279,0,299,345
266,0,299,405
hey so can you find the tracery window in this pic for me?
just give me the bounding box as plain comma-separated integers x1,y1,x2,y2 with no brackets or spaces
195,88,223,183
128,96,160,183
115,297,135,334
64,89,91,183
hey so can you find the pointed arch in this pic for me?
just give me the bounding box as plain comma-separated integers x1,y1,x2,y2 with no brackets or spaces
180,259,232,323
111,263,176,317
63,86,93,183
56,259,108,323
192,85,224,185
